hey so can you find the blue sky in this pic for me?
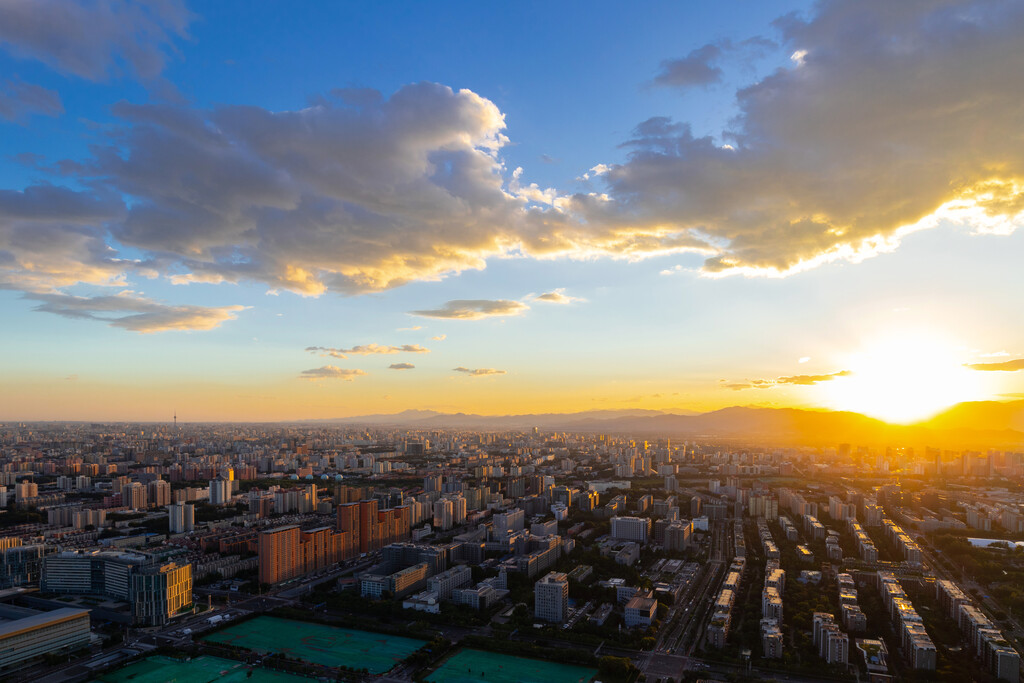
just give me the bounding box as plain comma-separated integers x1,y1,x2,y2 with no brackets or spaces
1,0,1022,421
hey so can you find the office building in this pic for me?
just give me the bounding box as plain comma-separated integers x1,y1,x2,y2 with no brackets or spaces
0,598,90,673
534,571,569,623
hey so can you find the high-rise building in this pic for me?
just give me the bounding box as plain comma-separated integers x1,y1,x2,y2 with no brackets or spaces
433,498,454,531
122,482,148,510
208,479,232,506
258,526,300,585
14,481,37,502
148,479,171,508
258,524,348,584
168,502,195,534
534,571,569,623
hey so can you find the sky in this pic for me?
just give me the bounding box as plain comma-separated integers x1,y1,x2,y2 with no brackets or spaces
1,0,1023,423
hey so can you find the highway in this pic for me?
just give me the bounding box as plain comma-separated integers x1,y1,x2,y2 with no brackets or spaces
644,516,732,682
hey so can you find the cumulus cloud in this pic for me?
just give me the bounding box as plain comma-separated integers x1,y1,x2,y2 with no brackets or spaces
7,0,1024,312
410,299,528,320
965,359,1024,372
431,334,446,341
389,362,415,370
533,288,585,304
0,185,127,292
0,0,192,81
453,366,507,376
305,343,430,359
25,291,245,333
40,82,710,299
0,79,63,121
593,0,1024,276
721,370,852,390
299,365,368,381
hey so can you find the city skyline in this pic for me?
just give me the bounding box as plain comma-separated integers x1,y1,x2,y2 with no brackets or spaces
2,0,1024,423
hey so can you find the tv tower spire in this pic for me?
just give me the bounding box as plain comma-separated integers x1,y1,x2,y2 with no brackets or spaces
174,410,177,430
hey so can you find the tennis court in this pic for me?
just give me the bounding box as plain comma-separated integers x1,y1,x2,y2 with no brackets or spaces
97,654,306,683
425,649,597,683
201,615,426,673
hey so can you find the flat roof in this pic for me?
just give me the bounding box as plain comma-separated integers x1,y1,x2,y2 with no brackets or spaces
0,607,90,640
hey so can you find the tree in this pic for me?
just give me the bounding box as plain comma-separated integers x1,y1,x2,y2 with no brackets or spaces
598,655,635,678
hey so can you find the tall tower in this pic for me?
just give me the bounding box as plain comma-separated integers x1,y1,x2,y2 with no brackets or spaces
174,410,177,430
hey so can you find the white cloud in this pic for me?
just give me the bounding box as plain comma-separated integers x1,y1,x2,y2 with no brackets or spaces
532,288,585,304
431,334,447,341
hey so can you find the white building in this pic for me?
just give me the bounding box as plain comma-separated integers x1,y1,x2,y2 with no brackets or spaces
534,571,568,623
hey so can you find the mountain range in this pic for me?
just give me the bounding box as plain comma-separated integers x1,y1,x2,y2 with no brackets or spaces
305,401,1024,448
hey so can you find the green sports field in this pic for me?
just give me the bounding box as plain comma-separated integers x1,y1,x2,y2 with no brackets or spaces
97,655,306,683
425,649,597,683
201,615,426,673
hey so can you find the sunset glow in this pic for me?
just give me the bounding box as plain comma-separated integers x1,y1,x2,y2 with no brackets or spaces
823,334,985,423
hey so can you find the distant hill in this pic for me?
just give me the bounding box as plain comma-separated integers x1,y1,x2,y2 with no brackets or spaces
309,408,676,429
307,402,1024,447
924,400,1024,433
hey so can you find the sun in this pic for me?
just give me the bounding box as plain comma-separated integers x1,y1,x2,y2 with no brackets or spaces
820,332,983,424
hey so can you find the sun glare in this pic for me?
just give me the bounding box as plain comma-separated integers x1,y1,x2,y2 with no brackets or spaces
822,333,983,424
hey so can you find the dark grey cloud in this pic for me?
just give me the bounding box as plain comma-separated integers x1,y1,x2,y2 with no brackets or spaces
652,44,724,89
24,291,245,333
0,0,191,81
0,79,63,121
651,38,775,91
389,363,415,370
410,299,528,320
